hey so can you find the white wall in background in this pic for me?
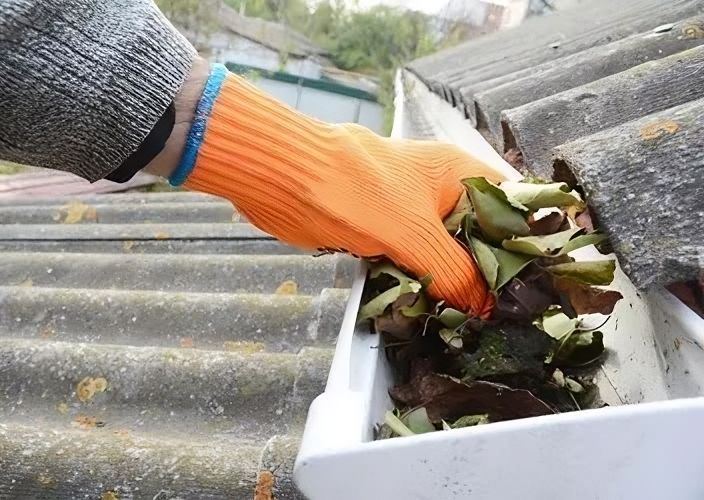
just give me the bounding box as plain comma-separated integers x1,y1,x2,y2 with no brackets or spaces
252,77,385,134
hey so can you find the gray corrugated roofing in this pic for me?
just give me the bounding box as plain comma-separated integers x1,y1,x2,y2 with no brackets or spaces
406,0,704,290
0,190,352,498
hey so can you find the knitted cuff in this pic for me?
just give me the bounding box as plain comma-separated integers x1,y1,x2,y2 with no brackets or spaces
169,63,229,186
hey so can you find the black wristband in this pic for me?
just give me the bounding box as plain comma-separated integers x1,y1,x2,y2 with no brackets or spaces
106,102,176,183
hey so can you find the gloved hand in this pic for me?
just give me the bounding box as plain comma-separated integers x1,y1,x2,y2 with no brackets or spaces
174,66,507,317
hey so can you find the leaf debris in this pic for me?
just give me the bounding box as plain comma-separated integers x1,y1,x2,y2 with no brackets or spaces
76,376,108,402
359,176,623,439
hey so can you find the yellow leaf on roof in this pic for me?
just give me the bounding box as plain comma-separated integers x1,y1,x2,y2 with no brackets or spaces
275,280,298,295
57,200,97,224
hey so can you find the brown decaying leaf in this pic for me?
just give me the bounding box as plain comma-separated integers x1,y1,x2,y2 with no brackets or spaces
101,492,119,500
374,293,424,340
528,212,568,236
72,415,106,429
254,470,275,500
76,376,108,402
180,337,194,349
667,280,704,319
56,402,69,415
494,266,556,321
503,148,525,172
574,207,595,232
18,278,33,288
554,278,622,315
154,231,170,240
390,360,554,422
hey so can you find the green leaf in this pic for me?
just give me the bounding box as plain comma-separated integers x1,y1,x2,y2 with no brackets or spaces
552,368,566,387
493,247,535,290
439,328,464,349
451,414,490,428
370,264,420,293
464,177,530,243
359,265,426,322
565,377,585,393
438,308,467,329
470,237,534,291
419,274,433,289
444,192,471,233
499,181,586,211
404,407,435,434
469,237,499,289
546,260,616,285
358,285,403,321
535,309,579,340
502,227,582,256
384,410,415,437
560,232,607,255
398,292,429,317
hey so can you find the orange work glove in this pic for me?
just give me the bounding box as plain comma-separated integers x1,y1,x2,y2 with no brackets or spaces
171,65,507,317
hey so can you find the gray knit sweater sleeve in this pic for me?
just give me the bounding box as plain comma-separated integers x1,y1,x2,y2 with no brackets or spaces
0,0,196,181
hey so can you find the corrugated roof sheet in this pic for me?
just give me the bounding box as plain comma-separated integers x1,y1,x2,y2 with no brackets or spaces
406,0,704,290
0,189,353,498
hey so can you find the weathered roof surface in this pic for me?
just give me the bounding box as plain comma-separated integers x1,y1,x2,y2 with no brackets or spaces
406,0,704,290
0,190,353,498
218,4,327,58
0,170,159,197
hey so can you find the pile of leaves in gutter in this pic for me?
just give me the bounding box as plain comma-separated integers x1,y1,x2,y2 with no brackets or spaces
359,177,624,439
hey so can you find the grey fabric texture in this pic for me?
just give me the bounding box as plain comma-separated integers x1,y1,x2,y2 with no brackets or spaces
0,0,196,181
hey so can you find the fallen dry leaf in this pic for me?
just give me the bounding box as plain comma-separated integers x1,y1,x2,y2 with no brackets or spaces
275,280,298,295
528,212,567,236
72,415,105,429
683,23,704,39
56,402,69,415
373,292,426,340
56,201,97,224
101,491,119,500
180,337,195,349
223,341,266,354
575,207,595,232
254,470,275,500
639,119,680,141
503,148,525,172
554,278,623,315
390,360,554,422
154,231,170,240
18,278,33,288
122,240,135,253
494,267,556,321
76,376,108,402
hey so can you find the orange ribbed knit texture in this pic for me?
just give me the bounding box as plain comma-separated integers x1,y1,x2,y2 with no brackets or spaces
185,73,506,317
